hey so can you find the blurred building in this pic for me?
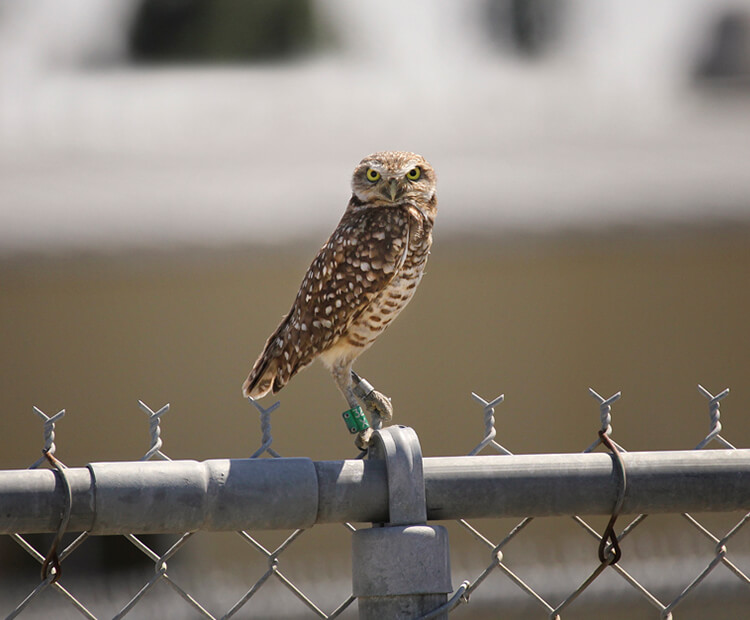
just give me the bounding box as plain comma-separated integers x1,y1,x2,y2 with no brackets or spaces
1,1,750,253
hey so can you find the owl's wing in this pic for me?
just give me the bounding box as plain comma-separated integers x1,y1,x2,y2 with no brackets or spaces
243,207,409,397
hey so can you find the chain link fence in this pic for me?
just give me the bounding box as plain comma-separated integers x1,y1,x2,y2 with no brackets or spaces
1,385,748,619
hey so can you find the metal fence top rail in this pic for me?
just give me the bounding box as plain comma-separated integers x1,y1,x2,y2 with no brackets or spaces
2,448,749,535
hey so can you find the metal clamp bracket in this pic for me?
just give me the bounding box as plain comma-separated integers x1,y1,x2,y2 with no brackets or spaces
369,425,427,525
354,426,451,618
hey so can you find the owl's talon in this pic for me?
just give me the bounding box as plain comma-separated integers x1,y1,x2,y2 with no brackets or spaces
363,389,393,425
355,427,374,450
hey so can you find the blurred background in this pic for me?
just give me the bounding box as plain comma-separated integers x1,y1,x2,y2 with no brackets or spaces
2,1,750,617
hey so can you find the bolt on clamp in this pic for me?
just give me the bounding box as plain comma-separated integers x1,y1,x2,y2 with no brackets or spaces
342,406,370,434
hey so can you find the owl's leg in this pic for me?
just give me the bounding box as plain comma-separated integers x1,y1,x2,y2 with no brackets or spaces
331,361,359,409
351,371,394,426
331,362,373,448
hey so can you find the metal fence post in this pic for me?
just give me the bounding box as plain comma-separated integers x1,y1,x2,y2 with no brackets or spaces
352,426,453,619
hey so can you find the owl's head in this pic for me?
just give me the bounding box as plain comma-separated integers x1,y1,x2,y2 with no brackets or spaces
351,151,436,206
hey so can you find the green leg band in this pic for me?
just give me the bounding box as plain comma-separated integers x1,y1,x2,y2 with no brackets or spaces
342,406,370,434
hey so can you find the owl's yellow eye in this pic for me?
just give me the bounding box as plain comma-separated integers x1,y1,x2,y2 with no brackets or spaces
366,168,381,182
406,167,421,181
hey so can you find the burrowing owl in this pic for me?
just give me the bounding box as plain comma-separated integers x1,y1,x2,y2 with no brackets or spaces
242,151,437,444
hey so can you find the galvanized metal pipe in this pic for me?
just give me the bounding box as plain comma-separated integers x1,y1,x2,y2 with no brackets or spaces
1,450,749,534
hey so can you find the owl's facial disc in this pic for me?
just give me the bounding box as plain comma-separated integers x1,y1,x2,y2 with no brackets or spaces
351,152,434,205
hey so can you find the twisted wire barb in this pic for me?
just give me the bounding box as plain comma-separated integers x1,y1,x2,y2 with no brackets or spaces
247,397,281,458
468,392,509,455
584,388,623,453
138,400,171,461
29,406,65,469
695,385,734,449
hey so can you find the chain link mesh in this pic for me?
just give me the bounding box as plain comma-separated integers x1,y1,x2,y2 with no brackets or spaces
3,385,748,618
447,384,749,619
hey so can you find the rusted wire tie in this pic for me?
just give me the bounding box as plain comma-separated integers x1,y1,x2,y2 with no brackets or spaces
597,430,627,565
417,580,471,620
40,449,72,584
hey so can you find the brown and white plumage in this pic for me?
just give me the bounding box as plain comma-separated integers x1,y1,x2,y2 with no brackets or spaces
242,151,437,431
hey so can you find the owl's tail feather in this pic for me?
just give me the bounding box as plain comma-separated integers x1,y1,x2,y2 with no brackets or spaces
242,355,279,399
243,313,298,399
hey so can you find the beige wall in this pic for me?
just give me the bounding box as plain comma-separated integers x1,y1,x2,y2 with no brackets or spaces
3,230,749,469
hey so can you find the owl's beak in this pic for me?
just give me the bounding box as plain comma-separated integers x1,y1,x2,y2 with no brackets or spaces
388,179,400,202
